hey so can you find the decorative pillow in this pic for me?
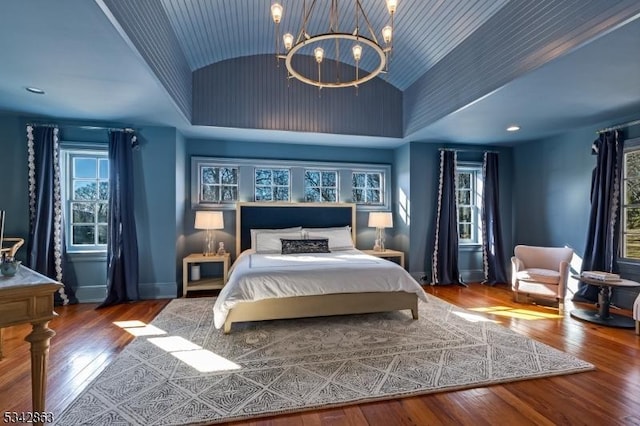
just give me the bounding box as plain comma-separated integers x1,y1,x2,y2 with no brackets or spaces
305,227,354,251
250,226,302,250
255,231,304,253
281,238,330,255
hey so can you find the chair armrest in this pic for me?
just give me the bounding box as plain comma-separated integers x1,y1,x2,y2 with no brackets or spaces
557,260,570,298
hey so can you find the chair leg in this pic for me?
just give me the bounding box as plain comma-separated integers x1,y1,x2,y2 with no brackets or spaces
558,299,565,315
636,320,639,336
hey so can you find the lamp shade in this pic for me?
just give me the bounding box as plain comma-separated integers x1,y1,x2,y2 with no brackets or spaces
368,212,393,228
194,211,224,230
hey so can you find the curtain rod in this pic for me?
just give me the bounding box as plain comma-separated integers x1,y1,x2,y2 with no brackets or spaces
27,123,135,132
596,119,640,134
439,148,499,154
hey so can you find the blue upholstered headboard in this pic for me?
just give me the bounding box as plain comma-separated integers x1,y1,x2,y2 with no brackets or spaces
235,202,356,256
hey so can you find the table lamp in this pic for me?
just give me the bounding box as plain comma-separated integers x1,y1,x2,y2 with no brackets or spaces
194,211,224,256
368,211,393,251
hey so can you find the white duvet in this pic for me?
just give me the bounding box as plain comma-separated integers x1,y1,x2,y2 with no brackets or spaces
213,249,428,328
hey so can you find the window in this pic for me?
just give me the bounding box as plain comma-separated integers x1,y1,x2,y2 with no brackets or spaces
190,157,390,210
255,168,290,201
199,165,238,204
352,171,383,205
456,165,483,244
304,170,338,202
62,149,109,251
622,143,640,259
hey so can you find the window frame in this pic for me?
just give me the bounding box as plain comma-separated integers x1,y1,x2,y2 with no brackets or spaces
60,143,109,253
197,163,240,206
191,156,390,211
304,169,339,202
456,162,483,246
621,137,640,262
254,167,291,202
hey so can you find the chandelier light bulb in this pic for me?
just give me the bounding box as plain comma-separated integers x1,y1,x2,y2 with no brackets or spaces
270,3,283,24
283,33,294,51
352,44,363,62
314,47,324,63
382,26,393,44
386,0,398,15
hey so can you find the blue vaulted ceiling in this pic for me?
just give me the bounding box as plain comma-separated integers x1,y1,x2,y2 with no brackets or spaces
0,0,639,146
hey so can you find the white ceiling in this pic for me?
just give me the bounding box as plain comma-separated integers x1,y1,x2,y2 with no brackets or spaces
0,0,638,148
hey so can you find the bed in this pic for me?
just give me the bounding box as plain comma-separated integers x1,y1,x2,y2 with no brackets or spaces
214,202,427,333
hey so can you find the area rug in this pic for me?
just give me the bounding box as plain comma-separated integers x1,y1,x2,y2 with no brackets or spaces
54,294,594,425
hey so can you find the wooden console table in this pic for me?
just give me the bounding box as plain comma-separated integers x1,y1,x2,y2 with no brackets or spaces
0,265,62,425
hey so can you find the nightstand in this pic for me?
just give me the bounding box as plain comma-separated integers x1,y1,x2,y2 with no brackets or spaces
182,253,231,297
362,249,405,268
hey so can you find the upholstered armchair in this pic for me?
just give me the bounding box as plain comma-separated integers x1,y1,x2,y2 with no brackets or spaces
511,245,573,311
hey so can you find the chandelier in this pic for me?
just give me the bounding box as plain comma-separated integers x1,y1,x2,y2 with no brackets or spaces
270,0,397,89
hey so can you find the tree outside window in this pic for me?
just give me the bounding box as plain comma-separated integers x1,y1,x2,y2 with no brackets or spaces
255,168,290,201
305,170,338,202
623,148,640,259
352,172,382,204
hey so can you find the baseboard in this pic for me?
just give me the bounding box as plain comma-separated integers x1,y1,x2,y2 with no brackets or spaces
139,281,178,299
74,282,177,303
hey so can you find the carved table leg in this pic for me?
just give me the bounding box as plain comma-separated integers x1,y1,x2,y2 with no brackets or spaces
24,321,56,425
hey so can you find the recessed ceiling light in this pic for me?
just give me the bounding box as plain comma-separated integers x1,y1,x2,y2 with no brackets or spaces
26,87,45,94
506,125,520,132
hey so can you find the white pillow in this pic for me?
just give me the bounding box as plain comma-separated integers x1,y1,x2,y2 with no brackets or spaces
305,227,354,251
255,231,304,253
250,226,302,250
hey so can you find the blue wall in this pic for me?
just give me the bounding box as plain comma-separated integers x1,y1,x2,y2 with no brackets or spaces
513,122,640,309
0,113,182,302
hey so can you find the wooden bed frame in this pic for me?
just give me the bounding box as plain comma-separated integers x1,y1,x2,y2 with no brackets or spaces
223,202,419,333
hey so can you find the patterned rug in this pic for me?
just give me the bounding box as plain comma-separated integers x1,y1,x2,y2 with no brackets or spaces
54,295,594,425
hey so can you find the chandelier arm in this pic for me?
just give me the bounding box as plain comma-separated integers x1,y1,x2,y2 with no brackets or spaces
296,0,319,43
356,0,381,45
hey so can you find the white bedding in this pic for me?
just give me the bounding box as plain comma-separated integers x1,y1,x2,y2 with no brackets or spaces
213,249,427,328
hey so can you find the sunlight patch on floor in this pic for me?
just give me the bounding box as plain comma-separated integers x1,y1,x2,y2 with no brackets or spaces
451,310,501,323
113,321,167,336
469,306,563,320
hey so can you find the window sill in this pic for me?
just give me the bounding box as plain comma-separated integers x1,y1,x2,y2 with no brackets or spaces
459,243,482,251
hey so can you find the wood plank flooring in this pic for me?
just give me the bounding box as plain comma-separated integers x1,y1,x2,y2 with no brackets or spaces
1,283,638,425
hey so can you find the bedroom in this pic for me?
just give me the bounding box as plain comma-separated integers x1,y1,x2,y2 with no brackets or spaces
1,0,640,424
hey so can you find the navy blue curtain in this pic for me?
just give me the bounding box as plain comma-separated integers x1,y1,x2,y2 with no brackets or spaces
27,125,77,305
481,152,508,285
574,131,623,302
432,150,462,285
99,131,139,308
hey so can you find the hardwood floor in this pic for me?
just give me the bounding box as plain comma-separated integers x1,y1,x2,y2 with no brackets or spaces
1,284,639,425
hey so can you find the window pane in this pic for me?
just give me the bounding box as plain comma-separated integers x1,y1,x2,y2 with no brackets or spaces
73,181,97,200
457,190,471,205
221,186,237,201
626,177,640,204
99,182,109,200
273,187,289,201
202,185,219,202
255,169,272,185
367,173,381,189
366,189,380,203
322,171,337,187
322,188,337,202
255,186,272,201
221,168,237,184
273,170,289,186
459,207,472,222
353,173,365,187
626,208,640,231
73,225,95,245
97,204,108,222
72,203,95,223
306,187,320,202
202,167,217,184
626,151,640,179
353,189,364,202
97,225,108,245
74,158,96,179
98,159,109,179
305,171,320,187
459,224,471,240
